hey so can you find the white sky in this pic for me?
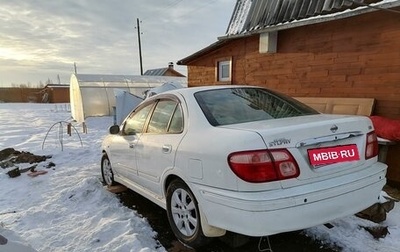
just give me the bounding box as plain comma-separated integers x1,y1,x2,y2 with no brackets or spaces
0,0,234,86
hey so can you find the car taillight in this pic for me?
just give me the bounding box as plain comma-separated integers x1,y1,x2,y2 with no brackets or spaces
365,131,379,159
228,149,300,183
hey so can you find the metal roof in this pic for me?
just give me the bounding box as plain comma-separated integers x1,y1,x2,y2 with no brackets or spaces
72,74,186,85
225,0,398,36
143,68,168,76
143,67,186,77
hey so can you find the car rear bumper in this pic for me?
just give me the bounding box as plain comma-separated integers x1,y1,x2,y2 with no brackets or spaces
193,162,387,237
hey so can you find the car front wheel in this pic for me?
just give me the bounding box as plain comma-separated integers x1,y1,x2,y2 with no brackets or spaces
101,154,116,186
166,179,209,248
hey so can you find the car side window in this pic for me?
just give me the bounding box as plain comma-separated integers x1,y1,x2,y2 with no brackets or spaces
168,105,183,133
147,100,183,134
123,103,153,135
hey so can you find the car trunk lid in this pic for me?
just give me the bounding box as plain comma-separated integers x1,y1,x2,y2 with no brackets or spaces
222,114,376,188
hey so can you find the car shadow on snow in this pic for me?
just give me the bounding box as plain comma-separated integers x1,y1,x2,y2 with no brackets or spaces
116,189,339,252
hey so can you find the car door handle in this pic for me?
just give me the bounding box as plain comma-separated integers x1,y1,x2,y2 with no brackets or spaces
162,145,172,153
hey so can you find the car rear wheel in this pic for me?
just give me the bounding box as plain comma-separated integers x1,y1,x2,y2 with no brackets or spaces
166,179,209,248
101,154,116,186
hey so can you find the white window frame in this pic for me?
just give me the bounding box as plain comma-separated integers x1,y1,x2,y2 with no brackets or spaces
216,58,232,82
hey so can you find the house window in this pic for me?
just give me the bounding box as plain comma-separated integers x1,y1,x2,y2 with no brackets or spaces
217,59,231,82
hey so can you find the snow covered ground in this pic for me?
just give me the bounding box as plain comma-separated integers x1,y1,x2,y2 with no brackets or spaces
0,103,399,252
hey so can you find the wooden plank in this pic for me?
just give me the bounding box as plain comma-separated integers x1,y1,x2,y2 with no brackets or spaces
106,185,127,194
294,97,375,116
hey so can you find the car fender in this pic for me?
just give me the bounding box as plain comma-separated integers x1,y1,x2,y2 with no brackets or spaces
160,165,187,197
160,167,227,238
160,160,207,199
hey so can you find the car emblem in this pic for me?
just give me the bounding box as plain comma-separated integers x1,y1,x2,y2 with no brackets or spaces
330,124,338,133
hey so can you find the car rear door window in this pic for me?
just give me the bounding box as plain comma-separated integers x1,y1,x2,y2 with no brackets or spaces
147,100,182,134
168,105,183,133
195,87,318,126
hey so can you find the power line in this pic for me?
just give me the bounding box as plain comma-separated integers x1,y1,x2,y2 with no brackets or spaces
141,0,218,22
141,0,185,22
169,0,218,20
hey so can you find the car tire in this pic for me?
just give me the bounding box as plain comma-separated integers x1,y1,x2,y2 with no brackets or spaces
101,154,116,186
166,179,210,248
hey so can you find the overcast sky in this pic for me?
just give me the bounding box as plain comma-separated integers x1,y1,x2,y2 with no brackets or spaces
0,0,235,86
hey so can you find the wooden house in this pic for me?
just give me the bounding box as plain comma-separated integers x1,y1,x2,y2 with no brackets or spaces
177,0,400,186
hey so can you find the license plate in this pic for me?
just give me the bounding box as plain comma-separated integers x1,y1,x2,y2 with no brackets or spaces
308,144,360,166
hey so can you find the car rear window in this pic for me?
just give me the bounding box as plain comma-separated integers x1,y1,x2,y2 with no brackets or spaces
194,87,318,126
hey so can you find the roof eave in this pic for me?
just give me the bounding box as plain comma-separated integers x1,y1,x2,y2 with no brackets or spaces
218,1,400,41
177,40,232,65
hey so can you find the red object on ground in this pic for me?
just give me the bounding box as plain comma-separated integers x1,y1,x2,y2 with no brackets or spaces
370,116,400,141
27,170,48,177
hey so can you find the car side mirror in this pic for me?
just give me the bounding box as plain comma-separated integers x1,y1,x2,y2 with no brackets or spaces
109,125,120,134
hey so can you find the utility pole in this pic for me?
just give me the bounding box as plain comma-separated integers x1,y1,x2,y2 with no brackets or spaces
136,18,143,75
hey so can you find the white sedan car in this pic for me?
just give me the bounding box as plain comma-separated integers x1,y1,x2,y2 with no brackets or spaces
101,85,387,248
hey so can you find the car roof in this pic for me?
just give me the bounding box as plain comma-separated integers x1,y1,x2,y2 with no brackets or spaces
160,85,262,97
